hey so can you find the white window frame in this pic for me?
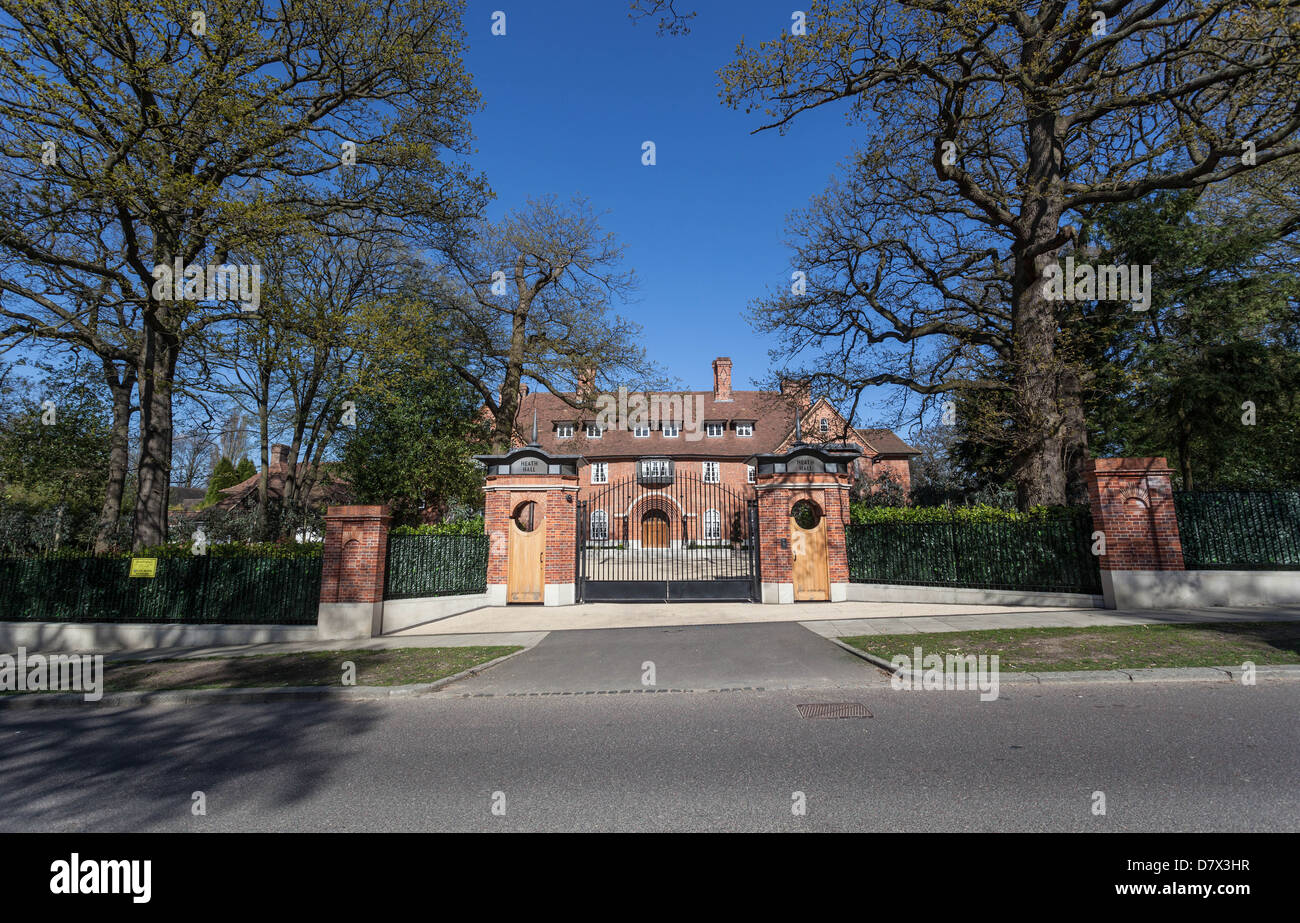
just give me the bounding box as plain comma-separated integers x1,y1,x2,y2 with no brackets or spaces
702,461,720,484
819,418,830,435
703,509,721,541
640,458,671,479
633,424,650,438
586,423,603,438
747,464,756,484
705,422,724,438
591,509,609,542
591,462,608,484
662,423,679,438
736,422,753,437
556,423,574,438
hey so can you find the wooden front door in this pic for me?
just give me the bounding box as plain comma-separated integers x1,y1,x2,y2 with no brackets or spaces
790,500,829,601
641,509,669,548
507,500,545,603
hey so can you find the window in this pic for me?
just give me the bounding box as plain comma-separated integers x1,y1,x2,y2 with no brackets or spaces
819,418,829,435
703,509,721,541
511,501,538,533
591,462,608,484
634,424,650,437
736,422,753,437
590,509,608,541
640,458,671,479
747,464,756,484
702,461,720,483
586,423,603,438
705,422,724,438
556,423,574,438
662,423,679,438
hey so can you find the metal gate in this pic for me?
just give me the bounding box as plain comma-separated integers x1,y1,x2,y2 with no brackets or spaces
576,473,760,602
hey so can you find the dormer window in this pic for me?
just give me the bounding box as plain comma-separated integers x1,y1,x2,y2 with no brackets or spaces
819,418,829,436
556,423,574,438
736,422,753,437
586,423,604,438
705,422,724,438
634,424,650,437
662,423,679,438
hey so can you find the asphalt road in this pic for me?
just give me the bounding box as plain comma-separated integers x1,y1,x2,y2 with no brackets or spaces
2,680,1297,832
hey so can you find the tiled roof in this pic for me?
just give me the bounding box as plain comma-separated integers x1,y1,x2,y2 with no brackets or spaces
511,389,917,460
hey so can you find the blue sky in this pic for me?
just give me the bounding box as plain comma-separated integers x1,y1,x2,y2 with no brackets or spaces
462,1,876,408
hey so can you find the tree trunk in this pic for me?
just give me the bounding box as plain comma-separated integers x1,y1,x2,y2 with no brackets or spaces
1060,364,1090,504
491,294,531,451
132,324,180,549
94,359,137,553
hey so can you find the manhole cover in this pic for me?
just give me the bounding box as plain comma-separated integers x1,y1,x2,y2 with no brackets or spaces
796,703,872,719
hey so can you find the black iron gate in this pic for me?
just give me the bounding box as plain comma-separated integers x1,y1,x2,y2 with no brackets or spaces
576,473,760,602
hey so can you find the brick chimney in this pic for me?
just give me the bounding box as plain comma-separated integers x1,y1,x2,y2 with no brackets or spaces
270,444,291,473
712,357,733,401
780,377,811,412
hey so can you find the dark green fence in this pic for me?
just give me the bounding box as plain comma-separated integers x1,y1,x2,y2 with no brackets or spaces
384,534,489,600
0,554,322,624
846,517,1102,594
1174,490,1300,569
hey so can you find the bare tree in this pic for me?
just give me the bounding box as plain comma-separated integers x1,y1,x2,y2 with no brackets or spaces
720,0,1300,506
430,195,663,450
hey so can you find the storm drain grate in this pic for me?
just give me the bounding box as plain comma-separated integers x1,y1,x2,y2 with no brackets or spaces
796,703,872,719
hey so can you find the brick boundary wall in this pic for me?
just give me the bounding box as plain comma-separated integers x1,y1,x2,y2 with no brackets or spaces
1084,457,1185,571
317,505,391,639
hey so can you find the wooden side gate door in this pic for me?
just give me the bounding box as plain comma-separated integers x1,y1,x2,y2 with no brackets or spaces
507,500,545,603
790,500,829,601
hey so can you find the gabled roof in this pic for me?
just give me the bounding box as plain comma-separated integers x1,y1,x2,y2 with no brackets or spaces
510,389,917,460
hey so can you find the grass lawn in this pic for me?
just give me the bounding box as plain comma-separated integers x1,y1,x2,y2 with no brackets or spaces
840,622,1300,672
97,646,522,692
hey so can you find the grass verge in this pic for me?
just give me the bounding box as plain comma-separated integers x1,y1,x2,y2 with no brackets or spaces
839,622,1300,672
96,646,522,692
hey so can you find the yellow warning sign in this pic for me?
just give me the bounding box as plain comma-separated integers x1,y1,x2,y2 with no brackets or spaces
128,557,158,578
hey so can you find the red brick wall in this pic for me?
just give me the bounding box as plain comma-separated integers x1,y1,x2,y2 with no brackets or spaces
1085,457,1185,571
321,505,391,604
483,473,580,590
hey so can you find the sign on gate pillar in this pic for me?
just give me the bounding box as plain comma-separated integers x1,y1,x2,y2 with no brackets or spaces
475,446,585,606
749,444,859,604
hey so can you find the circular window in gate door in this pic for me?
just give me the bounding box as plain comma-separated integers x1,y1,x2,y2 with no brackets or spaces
511,501,539,532
790,499,823,530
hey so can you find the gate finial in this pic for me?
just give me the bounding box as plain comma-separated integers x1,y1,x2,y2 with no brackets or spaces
531,409,538,445
795,412,802,444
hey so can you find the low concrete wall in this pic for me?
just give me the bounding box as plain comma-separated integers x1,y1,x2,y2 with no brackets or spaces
0,621,317,653
846,582,1105,609
1102,569,1300,609
380,592,493,634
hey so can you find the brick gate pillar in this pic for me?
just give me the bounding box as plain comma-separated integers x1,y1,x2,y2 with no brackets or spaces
317,504,391,639
751,444,859,604
1085,457,1185,609
475,446,585,606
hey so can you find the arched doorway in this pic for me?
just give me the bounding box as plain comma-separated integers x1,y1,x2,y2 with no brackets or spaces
641,509,670,548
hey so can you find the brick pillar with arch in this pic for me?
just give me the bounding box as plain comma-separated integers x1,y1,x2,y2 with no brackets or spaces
1085,457,1185,609
752,446,857,604
478,447,583,606
317,504,391,639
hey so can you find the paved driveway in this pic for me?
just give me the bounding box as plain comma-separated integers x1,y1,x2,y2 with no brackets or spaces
445,622,883,695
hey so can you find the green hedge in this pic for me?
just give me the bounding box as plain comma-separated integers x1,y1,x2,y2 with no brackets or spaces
850,503,1085,524
846,510,1101,594
390,517,485,537
1174,490,1300,569
384,533,488,599
0,552,322,624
